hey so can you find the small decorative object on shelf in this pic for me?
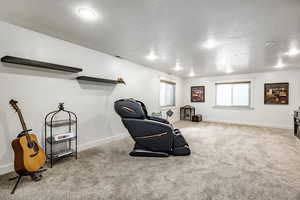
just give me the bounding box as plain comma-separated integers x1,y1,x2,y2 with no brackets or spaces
117,77,126,85
45,103,77,168
180,105,195,121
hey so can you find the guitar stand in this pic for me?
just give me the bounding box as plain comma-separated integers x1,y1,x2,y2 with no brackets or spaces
9,168,47,195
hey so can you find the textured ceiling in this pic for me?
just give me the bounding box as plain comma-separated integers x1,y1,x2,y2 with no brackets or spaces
0,0,300,77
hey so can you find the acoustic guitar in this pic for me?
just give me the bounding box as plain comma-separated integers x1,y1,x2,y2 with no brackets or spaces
9,99,46,174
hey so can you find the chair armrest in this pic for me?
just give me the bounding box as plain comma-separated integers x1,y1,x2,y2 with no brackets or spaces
149,116,170,124
122,118,173,138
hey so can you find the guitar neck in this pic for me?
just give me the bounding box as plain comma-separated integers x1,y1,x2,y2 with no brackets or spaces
16,109,28,131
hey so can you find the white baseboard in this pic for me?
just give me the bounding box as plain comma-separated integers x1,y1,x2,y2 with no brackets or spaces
0,133,129,176
0,163,14,176
78,133,128,152
205,118,292,129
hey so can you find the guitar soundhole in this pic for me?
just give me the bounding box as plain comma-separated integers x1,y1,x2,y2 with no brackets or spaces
27,142,34,148
28,142,39,151
28,142,40,158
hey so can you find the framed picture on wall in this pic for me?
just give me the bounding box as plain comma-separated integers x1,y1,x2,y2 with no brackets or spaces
264,82,289,105
191,86,205,102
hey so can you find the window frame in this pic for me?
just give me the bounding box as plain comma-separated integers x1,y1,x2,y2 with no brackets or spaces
215,81,251,108
160,80,176,108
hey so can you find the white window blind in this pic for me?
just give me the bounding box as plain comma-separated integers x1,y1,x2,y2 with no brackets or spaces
216,82,250,107
160,80,176,107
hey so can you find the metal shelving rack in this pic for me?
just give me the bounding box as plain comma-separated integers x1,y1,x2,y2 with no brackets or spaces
45,103,77,168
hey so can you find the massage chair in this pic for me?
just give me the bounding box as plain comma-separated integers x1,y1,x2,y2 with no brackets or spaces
114,98,191,157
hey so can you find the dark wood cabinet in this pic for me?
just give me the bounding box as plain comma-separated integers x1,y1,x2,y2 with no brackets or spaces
180,105,195,121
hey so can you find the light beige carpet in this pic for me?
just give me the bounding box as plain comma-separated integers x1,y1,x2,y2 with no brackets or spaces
1,121,300,200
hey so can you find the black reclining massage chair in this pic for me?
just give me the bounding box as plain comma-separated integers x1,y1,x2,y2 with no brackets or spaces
114,98,191,157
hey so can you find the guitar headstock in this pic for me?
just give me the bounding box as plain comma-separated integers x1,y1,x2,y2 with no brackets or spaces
9,99,19,112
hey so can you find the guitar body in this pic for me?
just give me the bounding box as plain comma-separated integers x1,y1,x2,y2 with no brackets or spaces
12,134,46,174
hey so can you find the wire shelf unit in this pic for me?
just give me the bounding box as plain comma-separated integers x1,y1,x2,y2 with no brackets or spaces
45,103,77,168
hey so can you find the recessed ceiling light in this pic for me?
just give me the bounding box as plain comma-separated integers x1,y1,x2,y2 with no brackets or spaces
145,50,158,61
189,70,195,77
77,7,97,21
284,48,300,57
202,39,219,49
274,58,285,68
173,62,183,71
225,68,233,74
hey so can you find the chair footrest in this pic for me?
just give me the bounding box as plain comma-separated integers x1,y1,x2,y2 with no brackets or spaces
172,146,191,156
129,149,169,157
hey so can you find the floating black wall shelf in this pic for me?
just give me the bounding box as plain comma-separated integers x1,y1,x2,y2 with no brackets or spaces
1,56,83,73
76,76,125,84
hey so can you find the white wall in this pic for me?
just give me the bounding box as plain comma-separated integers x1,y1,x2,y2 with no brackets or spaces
0,21,183,175
183,70,300,129
2,19,298,176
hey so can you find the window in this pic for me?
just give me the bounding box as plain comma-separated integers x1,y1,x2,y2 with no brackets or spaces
160,80,176,107
216,81,251,107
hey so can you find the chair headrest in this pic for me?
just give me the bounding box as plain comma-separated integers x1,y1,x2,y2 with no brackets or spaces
114,98,147,119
